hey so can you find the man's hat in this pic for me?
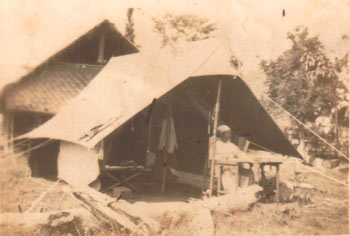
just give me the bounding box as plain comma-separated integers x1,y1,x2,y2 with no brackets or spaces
217,125,231,134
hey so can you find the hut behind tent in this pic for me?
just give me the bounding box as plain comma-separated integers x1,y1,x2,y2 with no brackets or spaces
0,20,138,179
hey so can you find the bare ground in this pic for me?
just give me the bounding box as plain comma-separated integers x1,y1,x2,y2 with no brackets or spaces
0,154,348,236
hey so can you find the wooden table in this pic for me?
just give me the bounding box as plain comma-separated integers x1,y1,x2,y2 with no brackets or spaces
214,159,283,203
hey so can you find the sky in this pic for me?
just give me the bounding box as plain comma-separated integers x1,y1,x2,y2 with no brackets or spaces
0,0,349,96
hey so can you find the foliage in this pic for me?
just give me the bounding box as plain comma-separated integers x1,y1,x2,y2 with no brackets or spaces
125,8,135,44
153,13,217,47
261,28,347,124
261,27,349,156
152,13,243,70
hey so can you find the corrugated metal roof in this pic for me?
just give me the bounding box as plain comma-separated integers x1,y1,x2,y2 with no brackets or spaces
5,62,103,114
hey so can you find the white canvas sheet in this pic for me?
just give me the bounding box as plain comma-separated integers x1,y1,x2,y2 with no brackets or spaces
57,141,102,186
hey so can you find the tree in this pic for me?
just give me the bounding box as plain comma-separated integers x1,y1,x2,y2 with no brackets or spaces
261,28,349,123
153,13,217,48
153,13,242,70
125,8,136,44
261,27,349,156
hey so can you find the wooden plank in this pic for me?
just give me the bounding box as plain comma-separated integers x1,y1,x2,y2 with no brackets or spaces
65,186,150,235
216,160,282,166
104,165,148,171
73,191,139,233
113,200,160,232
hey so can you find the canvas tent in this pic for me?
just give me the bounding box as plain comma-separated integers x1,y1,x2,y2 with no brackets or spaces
20,38,301,183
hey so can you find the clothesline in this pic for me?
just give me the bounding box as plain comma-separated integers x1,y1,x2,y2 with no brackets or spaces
0,138,31,157
264,95,349,161
2,139,53,160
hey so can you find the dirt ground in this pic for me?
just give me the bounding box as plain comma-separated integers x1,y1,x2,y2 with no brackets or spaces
0,154,348,236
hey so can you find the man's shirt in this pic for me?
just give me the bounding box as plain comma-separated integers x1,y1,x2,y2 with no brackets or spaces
215,139,242,162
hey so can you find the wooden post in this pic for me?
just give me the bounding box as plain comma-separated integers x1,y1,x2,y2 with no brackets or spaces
2,113,9,156
233,164,239,190
146,99,156,153
209,79,223,197
161,98,172,193
3,112,16,167
217,166,222,195
260,164,266,184
97,27,106,64
275,164,280,203
161,151,168,193
202,158,207,192
202,111,212,192
252,162,260,184
8,113,13,147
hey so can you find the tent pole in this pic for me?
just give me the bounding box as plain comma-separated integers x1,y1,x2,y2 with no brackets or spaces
146,99,156,152
161,97,172,193
161,151,168,193
209,79,223,197
202,111,212,192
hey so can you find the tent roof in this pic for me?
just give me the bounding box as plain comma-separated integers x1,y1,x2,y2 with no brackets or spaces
20,38,237,147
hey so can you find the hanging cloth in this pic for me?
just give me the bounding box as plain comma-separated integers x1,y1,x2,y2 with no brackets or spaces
158,113,178,154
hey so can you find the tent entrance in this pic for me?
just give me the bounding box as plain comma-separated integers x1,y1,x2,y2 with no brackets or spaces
99,75,300,194
103,77,216,169
100,76,233,192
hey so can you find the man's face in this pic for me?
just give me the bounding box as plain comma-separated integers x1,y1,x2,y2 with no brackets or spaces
221,131,231,143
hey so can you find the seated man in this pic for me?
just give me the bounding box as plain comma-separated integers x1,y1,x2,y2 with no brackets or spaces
214,125,253,192
215,125,243,161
